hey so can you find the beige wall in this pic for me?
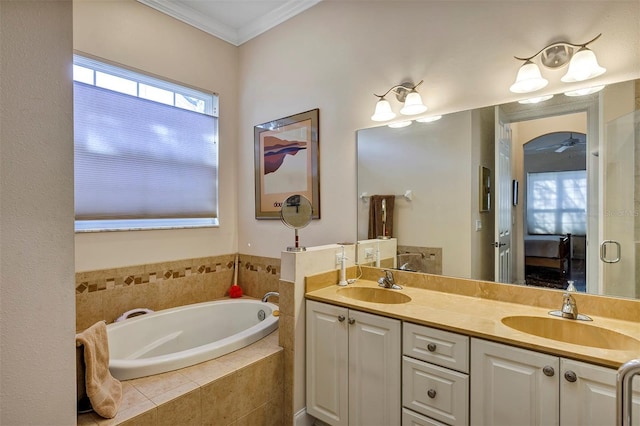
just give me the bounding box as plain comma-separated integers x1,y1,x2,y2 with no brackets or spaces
1,1,639,423
238,1,640,259
0,1,77,424
73,0,239,271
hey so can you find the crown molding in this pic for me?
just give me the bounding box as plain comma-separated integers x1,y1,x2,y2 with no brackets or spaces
137,0,321,46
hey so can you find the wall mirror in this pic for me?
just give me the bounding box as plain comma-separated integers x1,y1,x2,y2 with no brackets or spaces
357,78,639,300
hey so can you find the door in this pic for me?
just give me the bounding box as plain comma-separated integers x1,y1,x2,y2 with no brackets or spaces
470,338,559,426
495,106,513,283
348,309,401,426
600,109,638,298
306,300,349,426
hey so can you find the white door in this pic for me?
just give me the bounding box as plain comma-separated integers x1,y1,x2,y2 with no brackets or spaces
348,309,401,426
560,358,640,426
306,300,349,426
470,338,559,426
600,109,638,298
495,106,513,283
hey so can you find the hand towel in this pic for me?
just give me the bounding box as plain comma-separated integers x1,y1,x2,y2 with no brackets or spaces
75,321,122,419
368,195,395,239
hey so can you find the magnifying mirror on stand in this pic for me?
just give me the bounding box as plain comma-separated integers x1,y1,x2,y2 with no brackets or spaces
280,194,313,252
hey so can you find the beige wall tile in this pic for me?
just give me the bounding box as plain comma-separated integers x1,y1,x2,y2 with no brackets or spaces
155,388,201,426
201,372,237,425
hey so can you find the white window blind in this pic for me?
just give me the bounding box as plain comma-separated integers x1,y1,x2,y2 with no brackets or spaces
73,55,218,231
527,170,587,235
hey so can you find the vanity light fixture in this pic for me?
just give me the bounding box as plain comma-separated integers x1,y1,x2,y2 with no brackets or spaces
416,115,442,123
510,34,606,94
564,85,605,97
387,120,412,128
371,80,428,121
518,95,554,104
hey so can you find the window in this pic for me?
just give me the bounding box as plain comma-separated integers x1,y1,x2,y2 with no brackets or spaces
73,55,219,231
527,170,587,235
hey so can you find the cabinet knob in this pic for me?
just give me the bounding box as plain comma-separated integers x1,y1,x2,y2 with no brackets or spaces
427,343,437,352
542,366,555,377
348,318,356,325
427,389,437,399
338,315,345,322
564,370,577,382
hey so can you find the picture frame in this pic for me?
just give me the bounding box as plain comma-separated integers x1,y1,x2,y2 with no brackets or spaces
479,166,491,212
254,109,320,219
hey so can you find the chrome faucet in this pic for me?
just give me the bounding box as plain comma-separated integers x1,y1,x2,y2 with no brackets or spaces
561,292,578,319
378,270,402,290
549,292,592,321
261,291,279,303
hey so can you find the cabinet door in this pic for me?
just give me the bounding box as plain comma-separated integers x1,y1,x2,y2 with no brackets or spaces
560,358,640,426
348,309,401,426
471,338,559,426
306,300,349,426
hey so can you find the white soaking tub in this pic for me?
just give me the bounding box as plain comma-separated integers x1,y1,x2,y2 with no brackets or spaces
107,299,279,380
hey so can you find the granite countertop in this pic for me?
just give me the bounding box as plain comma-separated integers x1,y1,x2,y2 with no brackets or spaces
305,278,640,368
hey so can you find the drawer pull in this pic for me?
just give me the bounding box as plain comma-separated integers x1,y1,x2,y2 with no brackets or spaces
427,389,437,399
564,370,577,382
543,366,555,377
338,315,345,322
427,343,437,352
348,318,356,325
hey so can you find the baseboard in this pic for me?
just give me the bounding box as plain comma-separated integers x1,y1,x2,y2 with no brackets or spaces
294,408,317,426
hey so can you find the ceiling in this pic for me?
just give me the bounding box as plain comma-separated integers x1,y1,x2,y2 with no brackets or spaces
137,0,321,46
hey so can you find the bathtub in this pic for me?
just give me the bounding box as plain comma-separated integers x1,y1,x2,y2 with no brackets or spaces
107,299,279,380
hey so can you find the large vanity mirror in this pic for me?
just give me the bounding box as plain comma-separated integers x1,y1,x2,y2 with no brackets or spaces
357,79,639,300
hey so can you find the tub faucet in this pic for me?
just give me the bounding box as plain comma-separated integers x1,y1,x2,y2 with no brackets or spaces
378,270,402,290
262,291,279,303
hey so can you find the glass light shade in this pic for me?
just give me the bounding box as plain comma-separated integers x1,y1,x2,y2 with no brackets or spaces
561,47,606,83
416,115,442,123
564,85,605,97
371,98,396,121
388,120,412,128
509,60,548,93
518,94,554,104
400,91,428,115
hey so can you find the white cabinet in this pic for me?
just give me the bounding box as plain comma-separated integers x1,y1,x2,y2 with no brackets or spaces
560,358,640,426
306,300,401,426
471,338,640,426
402,323,469,426
471,338,559,426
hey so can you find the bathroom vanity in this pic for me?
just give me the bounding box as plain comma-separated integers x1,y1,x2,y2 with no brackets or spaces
305,269,640,426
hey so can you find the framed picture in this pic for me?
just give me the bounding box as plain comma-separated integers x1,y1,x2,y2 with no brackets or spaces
479,166,491,212
254,109,320,219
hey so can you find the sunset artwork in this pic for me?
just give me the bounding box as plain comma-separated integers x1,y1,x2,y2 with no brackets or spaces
254,109,319,219
259,119,312,212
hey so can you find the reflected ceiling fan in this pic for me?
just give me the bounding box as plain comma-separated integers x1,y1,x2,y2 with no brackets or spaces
554,133,584,153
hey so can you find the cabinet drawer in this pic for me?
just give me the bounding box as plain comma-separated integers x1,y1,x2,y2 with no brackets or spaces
403,356,469,426
402,408,449,426
403,322,469,373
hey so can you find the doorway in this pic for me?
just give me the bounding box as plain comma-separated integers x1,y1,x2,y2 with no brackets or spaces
522,130,587,291
508,111,591,291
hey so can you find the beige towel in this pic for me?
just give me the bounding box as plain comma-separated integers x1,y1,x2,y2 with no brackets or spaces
76,321,122,419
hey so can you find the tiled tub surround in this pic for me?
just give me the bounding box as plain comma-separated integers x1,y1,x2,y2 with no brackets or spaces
77,331,283,426
76,254,286,425
76,254,281,331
